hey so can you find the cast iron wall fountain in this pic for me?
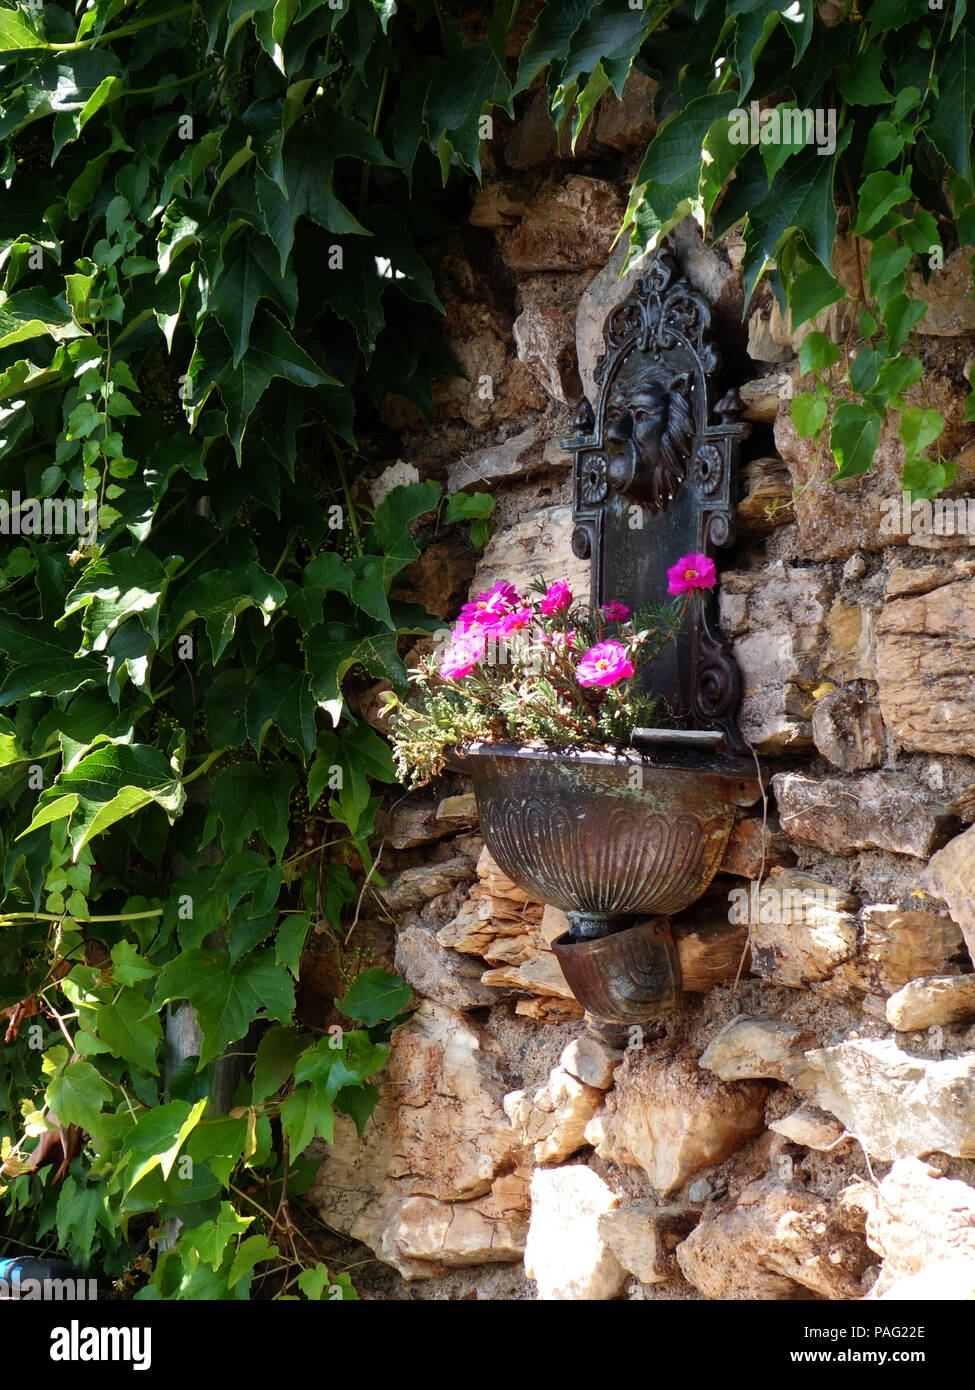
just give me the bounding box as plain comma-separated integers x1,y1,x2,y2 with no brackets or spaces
450,240,760,1025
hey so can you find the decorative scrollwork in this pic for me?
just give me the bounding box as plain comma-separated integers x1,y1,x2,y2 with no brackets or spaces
564,234,750,748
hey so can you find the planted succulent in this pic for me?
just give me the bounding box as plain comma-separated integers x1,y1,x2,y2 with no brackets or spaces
384,555,717,787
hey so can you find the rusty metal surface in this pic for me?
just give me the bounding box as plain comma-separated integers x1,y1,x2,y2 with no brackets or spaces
552,918,681,1024
450,740,758,925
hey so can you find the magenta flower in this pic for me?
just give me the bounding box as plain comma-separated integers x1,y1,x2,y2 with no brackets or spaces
667,553,716,595
575,640,635,687
499,607,533,634
539,581,572,615
601,599,631,622
457,580,519,631
439,629,486,679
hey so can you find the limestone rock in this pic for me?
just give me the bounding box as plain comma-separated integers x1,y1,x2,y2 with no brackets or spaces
597,1203,697,1284
736,456,795,536
886,556,975,599
436,793,478,824
513,303,581,405
861,1157,975,1298
504,1064,603,1164
739,372,796,423
515,995,584,1023
775,406,905,561
469,181,531,227
719,563,832,751
388,1002,526,1196
907,248,975,334
699,1015,817,1082
772,770,954,858
822,601,876,682
785,1037,975,1160
585,1049,766,1194
560,1035,621,1090
309,1001,530,1277
575,238,653,404
503,90,562,170
593,70,657,151
385,799,476,849
811,688,885,771
674,918,750,992
676,1179,872,1300
380,857,474,911
469,503,590,605
524,1166,626,1301
769,1104,846,1151
482,953,576,1000
885,974,975,1032
922,825,975,966
398,532,474,620
877,577,975,759
877,1258,975,1300
747,869,858,987
718,814,794,878
394,926,500,1010
389,1178,530,1268
502,176,625,273
368,459,419,505
828,905,966,998
446,424,543,493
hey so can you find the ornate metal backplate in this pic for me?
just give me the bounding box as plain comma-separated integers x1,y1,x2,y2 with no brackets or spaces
563,238,750,748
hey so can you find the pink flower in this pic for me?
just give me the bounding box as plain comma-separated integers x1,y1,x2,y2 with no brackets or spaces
575,640,635,687
439,629,486,679
601,599,631,622
539,581,572,615
540,628,575,649
499,607,533,634
667,553,716,595
457,581,519,631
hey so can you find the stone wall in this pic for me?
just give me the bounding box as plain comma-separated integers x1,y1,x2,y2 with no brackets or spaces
306,77,975,1301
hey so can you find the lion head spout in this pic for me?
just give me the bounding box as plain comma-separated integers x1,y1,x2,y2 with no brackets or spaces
603,368,695,515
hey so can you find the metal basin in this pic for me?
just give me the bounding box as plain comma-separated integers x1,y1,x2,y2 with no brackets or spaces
449,740,759,931
448,739,760,1023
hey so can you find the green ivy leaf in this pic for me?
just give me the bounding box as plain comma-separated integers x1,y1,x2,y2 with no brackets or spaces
336,967,411,1026
94,992,164,1074
790,391,827,437
850,169,914,237
117,1099,207,1192
24,744,186,861
836,46,893,104
928,31,975,178
209,233,299,368
830,401,883,479
245,663,316,756
797,332,841,373
203,762,298,860
45,1059,113,1132
252,1024,307,1102
153,948,295,1067
899,405,944,456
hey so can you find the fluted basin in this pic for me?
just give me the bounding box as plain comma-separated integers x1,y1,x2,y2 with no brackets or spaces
448,739,760,1022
